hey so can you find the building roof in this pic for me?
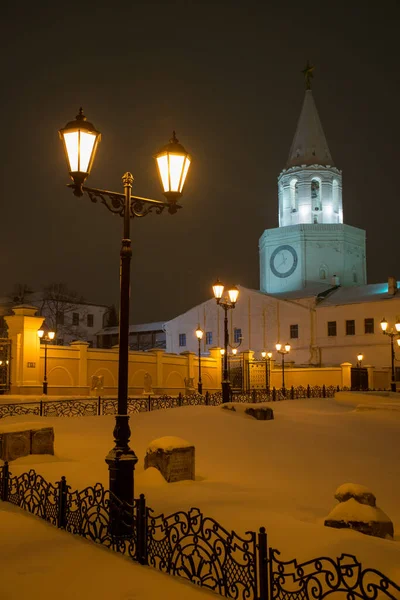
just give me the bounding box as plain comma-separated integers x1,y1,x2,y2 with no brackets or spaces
317,282,400,306
96,321,166,336
286,89,334,168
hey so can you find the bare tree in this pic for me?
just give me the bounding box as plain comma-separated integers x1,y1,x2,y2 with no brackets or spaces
105,304,119,327
9,283,33,304
40,283,87,341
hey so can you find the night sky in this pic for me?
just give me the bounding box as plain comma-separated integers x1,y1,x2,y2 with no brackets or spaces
1,2,399,324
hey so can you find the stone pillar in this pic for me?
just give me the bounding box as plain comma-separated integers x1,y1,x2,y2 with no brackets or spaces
70,341,90,387
208,347,222,390
153,349,165,391
340,362,352,389
242,350,255,391
4,305,45,394
365,365,374,390
181,351,196,390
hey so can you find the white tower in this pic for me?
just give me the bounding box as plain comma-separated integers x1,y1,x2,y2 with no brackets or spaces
259,70,366,294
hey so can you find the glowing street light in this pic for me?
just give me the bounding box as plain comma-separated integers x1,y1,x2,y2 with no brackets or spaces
195,325,204,394
380,318,400,392
275,343,291,394
213,281,239,403
37,329,55,395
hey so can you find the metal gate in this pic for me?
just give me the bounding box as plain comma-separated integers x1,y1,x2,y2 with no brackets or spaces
0,339,11,393
228,355,244,390
351,367,368,391
248,360,267,390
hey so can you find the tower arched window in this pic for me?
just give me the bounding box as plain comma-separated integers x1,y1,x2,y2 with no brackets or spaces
290,179,298,212
332,179,339,213
319,265,328,280
311,178,321,211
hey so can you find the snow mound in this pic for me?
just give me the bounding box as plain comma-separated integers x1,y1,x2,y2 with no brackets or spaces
326,498,391,524
146,436,193,453
335,483,376,506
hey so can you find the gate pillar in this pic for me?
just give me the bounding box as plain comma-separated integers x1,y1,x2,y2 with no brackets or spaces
4,305,44,394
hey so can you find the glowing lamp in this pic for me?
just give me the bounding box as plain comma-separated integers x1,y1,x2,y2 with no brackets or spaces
155,131,191,206
59,108,101,194
397,339,400,347
380,318,388,332
261,351,266,358
267,352,272,359
396,322,400,332
232,348,237,355
228,286,239,305
357,354,363,362
195,325,203,340
220,348,225,356
37,329,44,339
285,343,291,353
275,343,282,352
48,331,55,341
213,279,224,300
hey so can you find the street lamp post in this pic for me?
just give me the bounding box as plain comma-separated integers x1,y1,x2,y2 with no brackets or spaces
213,280,239,403
195,325,203,394
37,329,55,395
356,353,363,368
275,343,291,395
380,318,400,392
261,351,273,392
59,109,191,534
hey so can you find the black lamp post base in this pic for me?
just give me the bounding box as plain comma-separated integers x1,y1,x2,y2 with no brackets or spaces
391,382,396,392
222,381,231,404
43,381,48,395
198,382,203,395
106,448,138,538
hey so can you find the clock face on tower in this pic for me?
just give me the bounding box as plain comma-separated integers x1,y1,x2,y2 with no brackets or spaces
270,245,298,278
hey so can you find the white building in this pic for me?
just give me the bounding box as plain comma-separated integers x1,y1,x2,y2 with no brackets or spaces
164,77,399,377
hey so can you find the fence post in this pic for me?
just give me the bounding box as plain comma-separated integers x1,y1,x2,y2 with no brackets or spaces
137,493,148,565
178,392,182,407
252,389,257,403
322,384,326,398
57,476,68,528
98,396,102,416
1,461,9,502
307,384,311,398
40,399,43,417
272,387,276,401
205,391,209,406
257,527,269,600
148,395,152,412
290,386,294,400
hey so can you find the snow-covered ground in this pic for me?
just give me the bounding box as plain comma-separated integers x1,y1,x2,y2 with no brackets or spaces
2,397,400,584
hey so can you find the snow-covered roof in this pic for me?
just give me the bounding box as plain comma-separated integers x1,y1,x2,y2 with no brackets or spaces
317,282,400,306
96,321,166,336
286,89,334,168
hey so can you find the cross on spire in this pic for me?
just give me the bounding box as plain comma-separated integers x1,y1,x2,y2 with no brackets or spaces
302,60,314,90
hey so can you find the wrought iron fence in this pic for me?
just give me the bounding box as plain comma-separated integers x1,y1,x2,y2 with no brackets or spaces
0,463,398,599
0,386,349,421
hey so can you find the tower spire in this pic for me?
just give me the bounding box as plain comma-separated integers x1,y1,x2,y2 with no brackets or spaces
302,60,314,90
286,64,334,168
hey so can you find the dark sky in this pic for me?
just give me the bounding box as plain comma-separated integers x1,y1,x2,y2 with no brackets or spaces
1,1,399,323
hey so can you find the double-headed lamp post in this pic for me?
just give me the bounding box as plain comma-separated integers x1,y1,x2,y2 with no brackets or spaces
195,325,203,394
59,109,191,534
261,351,273,392
380,318,400,392
275,343,291,394
37,329,55,395
212,280,239,403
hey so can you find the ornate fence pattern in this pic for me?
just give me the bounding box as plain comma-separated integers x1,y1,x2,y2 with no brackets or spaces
0,464,398,599
0,386,347,421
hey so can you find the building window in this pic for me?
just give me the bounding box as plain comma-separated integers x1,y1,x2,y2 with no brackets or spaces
290,324,299,339
332,179,339,212
290,179,298,212
206,331,213,345
72,312,79,326
56,311,64,325
233,328,242,344
327,321,337,337
346,319,355,335
364,318,374,334
179,333,186,347
311,178,321,210
319,266,327,280
87,314,94,328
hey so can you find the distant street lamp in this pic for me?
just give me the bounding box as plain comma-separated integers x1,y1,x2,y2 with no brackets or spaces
195,325,203,394
261,351,273,392
213,280,239,403
380,318,400,392
59,109,191,534
356,353,364,368
275,343,291,394
37,329,55,395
